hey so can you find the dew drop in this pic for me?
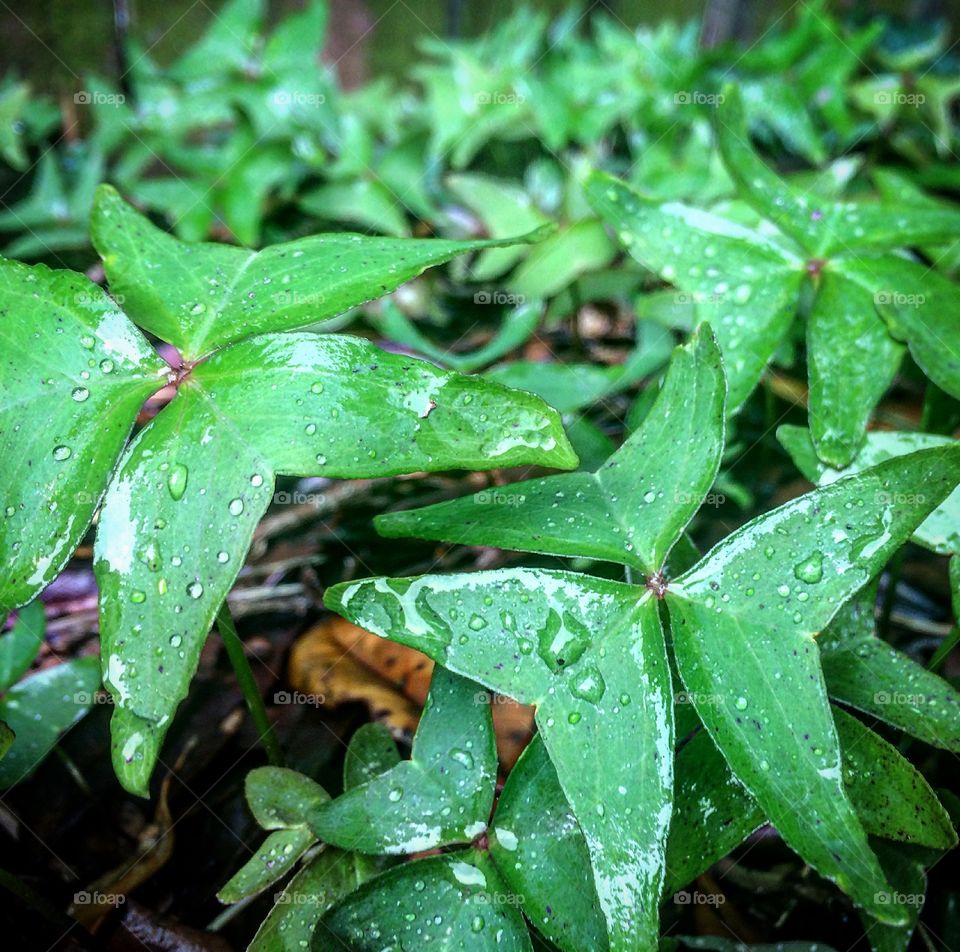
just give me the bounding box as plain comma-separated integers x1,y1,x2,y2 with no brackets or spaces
187,581,204,599
52,445,72,461
228,498,244,515
71,386,90,402
793,551,824,584
167,463,189,500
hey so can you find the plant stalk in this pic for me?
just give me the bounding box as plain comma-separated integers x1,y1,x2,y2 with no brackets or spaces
216,600,284,767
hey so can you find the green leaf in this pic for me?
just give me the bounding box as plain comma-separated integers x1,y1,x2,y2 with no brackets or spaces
664,725,762,896
96,333,576,795
717,85,960,257
300,180,409,237
320,851,532,950
834,254,960,402
91,185,553,359
667,446,960,924
832,707,955,850
343,722,401,791
373,299,541,373
510,219,616,299
168,0,264,81
0,259,167,614
446,173,550,282
584,170,803,409
489,736,607,952
246,766,330,829
377,326,725,572
863,841,929,952
249,847,376,952
308,668,496,853
326,570,673,952
806,273,905,466
217,827,317,904
818,594,960,752
486,319,673,414
0,721,12,761
0,602,45,690
0,655,100,787
778,425,960,556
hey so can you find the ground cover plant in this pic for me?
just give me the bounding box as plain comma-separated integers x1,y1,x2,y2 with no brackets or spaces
1,1,960,950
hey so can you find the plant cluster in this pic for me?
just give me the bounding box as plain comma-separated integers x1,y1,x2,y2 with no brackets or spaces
1,2,960,950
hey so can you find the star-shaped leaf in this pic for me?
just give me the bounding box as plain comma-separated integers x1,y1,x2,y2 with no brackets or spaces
588,86,960,466
3,191,574,795
327,333,960,941
716,85,960,258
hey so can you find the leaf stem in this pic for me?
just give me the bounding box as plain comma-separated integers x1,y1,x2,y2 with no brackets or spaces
216,600,284,767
